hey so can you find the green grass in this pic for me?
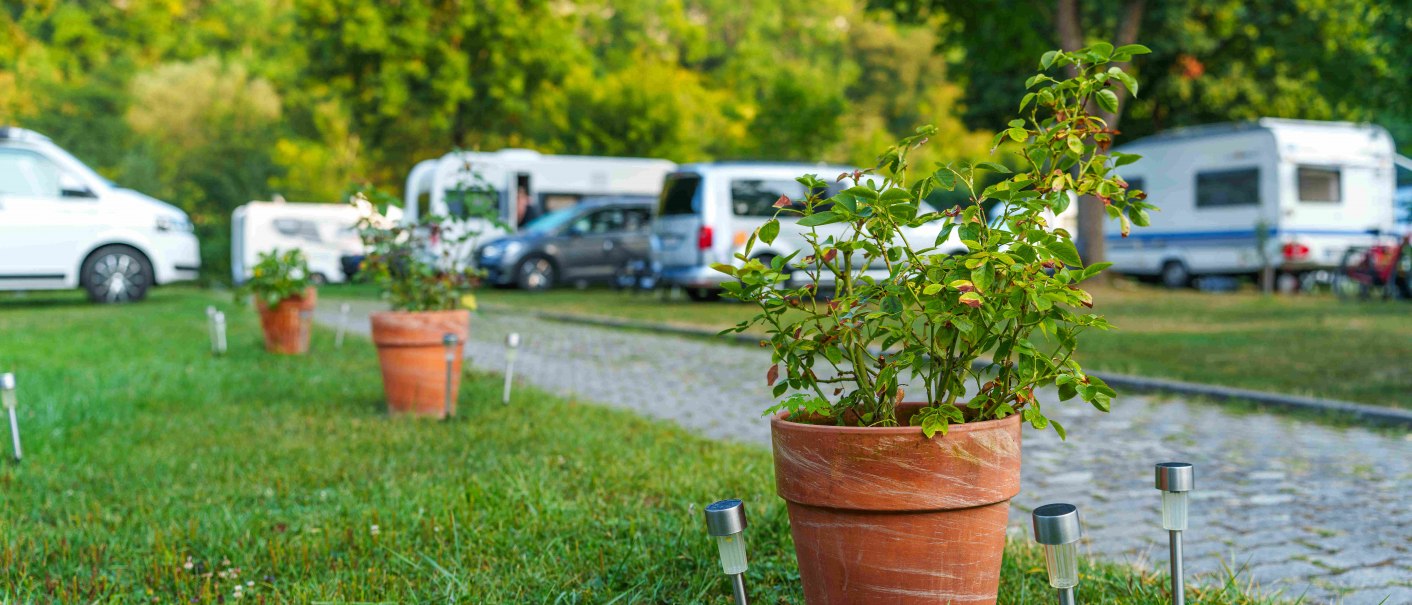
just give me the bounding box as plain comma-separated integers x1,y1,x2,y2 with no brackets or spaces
0,288,1288,602
333,283,1412,408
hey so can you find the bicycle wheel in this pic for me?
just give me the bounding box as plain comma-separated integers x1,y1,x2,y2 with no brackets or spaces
1332,249,1372,301
1396,242,1412,300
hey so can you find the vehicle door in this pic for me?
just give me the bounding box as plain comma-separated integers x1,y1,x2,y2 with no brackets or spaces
653,173,705,269
614,206,654,269
0,148,102,285
557,207,624,281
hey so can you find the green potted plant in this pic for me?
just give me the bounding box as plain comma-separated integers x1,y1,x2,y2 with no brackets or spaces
241,249,316,355
716,43,1153,603
351,190,491,418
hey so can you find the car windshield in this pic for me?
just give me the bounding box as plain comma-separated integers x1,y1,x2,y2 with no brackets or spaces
521,206,581,234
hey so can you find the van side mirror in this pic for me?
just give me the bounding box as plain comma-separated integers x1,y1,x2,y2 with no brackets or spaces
58,174,96,199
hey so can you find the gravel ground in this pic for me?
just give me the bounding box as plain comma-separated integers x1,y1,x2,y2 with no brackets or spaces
319,301,1412,605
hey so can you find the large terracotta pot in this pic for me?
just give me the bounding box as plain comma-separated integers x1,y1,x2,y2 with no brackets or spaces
770,404,1023,605
369,310,470,418
255,288,317,355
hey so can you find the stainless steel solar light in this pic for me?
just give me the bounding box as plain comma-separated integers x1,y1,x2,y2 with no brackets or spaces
211,310,228,356
1,373,20,461
1032,503,1083,605
704,499,749,605
442,333,459,419
335,302,351,348
502,332,520,405
1155,462,1194,605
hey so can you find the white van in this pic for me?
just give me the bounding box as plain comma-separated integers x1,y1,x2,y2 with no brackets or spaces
0,127,200,302
1109,119,1398,287
231,199,402,285
402,149,676,263
652,162,960,301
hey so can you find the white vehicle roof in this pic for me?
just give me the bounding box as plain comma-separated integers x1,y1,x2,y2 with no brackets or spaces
1119,118,1394,167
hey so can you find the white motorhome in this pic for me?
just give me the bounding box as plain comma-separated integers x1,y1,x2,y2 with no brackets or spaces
402,149,676,261
231,200,401,284
1108,119,1398,287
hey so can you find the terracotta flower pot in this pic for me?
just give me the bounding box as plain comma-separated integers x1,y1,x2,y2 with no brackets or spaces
255,288,317,355
369,310,469,418
770,404,1023,605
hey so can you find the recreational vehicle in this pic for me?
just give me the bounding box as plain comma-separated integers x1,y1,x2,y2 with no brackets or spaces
1109,119,1398,288
231,200,401,284
402,149,676,263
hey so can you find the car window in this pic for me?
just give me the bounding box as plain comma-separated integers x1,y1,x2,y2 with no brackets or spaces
570,208,625,235
624,208,651,232
0,148,61,198
660,174,702,216
731,179,809,217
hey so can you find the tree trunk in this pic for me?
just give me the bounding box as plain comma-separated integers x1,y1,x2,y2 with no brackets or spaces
1055,0,1147,266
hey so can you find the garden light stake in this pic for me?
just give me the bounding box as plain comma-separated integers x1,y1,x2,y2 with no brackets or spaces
212,310,228,356
1032,503,1083,605
442,333,459,419
703,499,749,605
336,302,350,348
502,332,520,404
1,373,19,461
1156,462,1194,605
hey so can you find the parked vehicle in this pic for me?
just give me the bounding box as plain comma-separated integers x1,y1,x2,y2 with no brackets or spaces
475,197,653,290
0,126,199,302
1394,154,1411,235
651,162,961,301
402,149,675,264
1109,119,1398,288
231,199,402,285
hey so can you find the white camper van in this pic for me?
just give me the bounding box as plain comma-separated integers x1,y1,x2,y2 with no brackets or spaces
1109,119,1398,287
402,149,676,262
0,126,200,303
231,200,402,284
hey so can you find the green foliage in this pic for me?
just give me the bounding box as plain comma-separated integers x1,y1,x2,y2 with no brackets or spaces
238,249,314,308
720,44,1153,437
350,187,497,313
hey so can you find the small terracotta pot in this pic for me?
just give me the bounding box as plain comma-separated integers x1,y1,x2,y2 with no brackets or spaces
771,404,1023,605
255,288,317,355
369,310,469,418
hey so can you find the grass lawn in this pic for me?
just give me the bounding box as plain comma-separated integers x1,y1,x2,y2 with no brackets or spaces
0,288,1284,602
367,283,1412,408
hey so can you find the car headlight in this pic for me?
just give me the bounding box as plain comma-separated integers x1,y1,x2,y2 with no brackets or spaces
156,215,194,233
484,241,523,261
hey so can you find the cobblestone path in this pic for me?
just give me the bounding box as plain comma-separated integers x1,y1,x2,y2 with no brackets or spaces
319,302,1412,604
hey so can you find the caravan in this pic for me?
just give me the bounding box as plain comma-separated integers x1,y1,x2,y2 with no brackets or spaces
402,149,676,262
231,200,401,284
1109,119,1398,287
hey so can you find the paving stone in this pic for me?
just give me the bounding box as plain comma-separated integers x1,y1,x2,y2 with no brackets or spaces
316,303,1412,605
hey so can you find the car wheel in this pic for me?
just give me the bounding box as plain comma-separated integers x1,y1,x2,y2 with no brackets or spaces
1160,260,1190,289
83,245,154,303
309,272,328,286
516,256,557,291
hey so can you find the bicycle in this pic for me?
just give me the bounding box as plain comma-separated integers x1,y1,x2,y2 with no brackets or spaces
1332,231,1412,301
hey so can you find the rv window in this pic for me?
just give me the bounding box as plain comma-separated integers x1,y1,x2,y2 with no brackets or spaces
1297,166,1341,203
1195,168,1260,208
660,175,702,215
272,218,322,242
